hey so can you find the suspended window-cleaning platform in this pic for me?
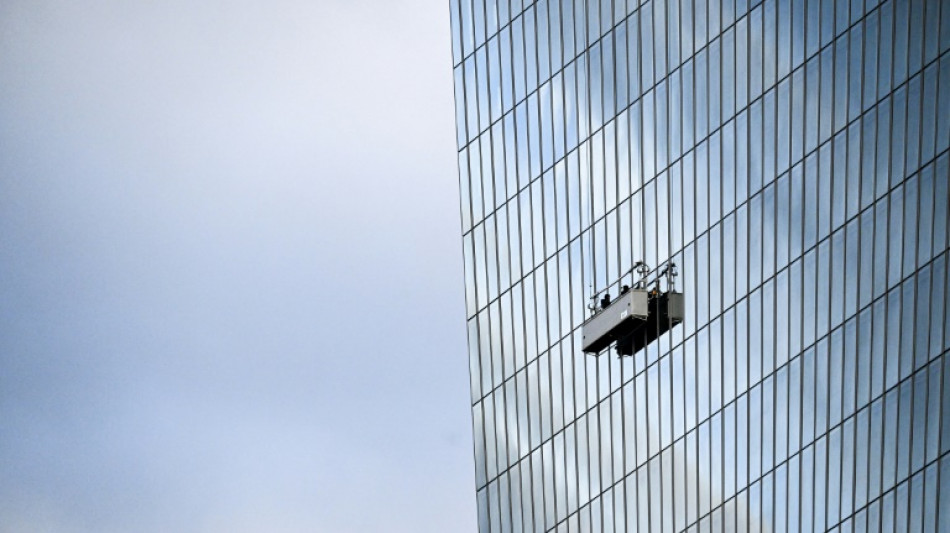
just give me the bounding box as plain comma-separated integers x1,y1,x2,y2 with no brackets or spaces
581,261,684,356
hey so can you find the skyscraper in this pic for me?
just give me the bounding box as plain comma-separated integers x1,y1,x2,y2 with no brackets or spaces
450,1,950,531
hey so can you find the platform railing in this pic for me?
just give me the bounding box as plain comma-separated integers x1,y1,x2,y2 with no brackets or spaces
587,258,679,316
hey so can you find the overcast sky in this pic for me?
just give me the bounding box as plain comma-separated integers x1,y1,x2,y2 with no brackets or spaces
0,1,475,531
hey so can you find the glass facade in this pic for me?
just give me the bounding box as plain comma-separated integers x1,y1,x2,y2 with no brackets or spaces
450,1,950,531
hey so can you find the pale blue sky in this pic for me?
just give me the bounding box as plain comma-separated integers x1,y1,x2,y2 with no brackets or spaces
0,1,474,531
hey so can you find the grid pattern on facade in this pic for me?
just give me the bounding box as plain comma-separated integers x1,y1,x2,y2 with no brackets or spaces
450,0,950,531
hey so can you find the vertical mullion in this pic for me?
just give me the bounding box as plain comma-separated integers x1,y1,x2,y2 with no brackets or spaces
716,21,728,532
878,19,898,532
637,2,663,531
672,4,687,529
568,0,585,521
552,2,569,530
766,6,778,532
579,3,595,531
523,5,540,531
619,5,635,529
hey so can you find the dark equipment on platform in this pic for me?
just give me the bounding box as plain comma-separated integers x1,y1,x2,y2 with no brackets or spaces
581,261,684,356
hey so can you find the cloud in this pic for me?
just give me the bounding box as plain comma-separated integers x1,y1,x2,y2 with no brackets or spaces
0,1,474,531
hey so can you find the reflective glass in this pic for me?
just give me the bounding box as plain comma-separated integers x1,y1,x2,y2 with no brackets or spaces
452,2,950,530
